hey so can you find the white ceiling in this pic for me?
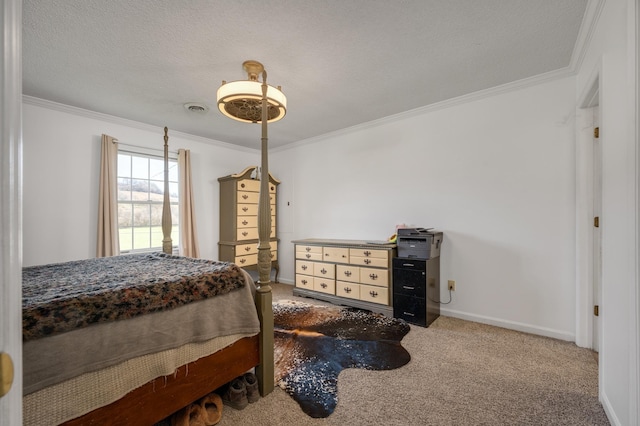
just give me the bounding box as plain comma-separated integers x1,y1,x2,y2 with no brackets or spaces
23,0,589,149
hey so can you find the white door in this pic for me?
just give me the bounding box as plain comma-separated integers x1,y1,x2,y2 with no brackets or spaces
0,0,23,424
592,106,602,353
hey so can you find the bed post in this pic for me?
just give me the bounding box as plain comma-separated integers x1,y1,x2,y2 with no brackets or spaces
254,70,275,397
161,127,172,255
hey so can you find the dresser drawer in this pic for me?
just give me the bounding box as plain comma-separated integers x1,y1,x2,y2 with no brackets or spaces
323,247,349,263
349,248,388,259
237,191,259,204
238,203,275,216
235,253,257,267
296,251,322,261
336,281,360,300
238,203,258,215
296,260,314,274
350,256,388,268
295,274,314,290
336,264,359,283
236,242,257,256
237,228,258,241
313,277,335,294
314,262,335,279
237,179,260,192
359,284,389,305
237,216,257,228
359,267,389,287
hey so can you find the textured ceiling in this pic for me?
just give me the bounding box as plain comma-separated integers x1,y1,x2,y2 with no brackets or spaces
23,0,589,149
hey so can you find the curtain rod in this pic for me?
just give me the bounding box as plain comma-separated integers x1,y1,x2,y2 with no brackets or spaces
112,138,179,155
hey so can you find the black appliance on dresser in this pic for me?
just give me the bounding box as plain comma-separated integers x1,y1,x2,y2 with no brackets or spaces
393,228,443,327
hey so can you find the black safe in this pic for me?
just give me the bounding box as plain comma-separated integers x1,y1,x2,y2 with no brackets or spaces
393,229,442,327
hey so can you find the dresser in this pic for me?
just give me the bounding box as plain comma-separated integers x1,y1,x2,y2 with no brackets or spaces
218,166,279,280
292,239,396,317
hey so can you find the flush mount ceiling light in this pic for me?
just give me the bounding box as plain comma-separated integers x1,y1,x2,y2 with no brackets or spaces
216,60,286,123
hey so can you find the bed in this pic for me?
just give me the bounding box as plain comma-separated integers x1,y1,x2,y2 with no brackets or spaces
21,128,275,425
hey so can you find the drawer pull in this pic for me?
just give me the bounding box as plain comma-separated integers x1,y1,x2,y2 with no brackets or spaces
320,268,327,274
321,283,327,289
242,207,249,212
403,311,415,317
402,286,415,290
240,183,246,188
305,247,311,252
305,254,311,259
369,291,378,297
403,263,414,267
301,265,308,270
242,220,248,225
364,259,371,265
242,194,248,200
369,273,378,280
239,258,246,264
244,246,251,252
342,254,347,258
344,271,352,277
301,279,307,284
270,253,274,258
344,287,352,293
270,185,275,191
242,232,248,237
364,250,371,256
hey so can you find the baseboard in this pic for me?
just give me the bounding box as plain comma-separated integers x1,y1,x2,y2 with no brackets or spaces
276,278,295,285
600,390,622,426
439,307,575,342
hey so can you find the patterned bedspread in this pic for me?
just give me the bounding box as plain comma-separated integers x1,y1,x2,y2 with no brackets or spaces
22,253,247,341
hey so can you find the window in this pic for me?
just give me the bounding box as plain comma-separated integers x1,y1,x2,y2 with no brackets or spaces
117,152,179,252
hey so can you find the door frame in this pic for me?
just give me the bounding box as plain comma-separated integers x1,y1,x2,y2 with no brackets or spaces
0,0,23,423
575,63,601,351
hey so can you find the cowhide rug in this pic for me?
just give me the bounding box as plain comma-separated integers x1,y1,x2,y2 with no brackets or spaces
273,300,411,418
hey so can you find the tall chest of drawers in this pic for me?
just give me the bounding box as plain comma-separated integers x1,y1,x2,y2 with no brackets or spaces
218,166,279,279
292,239,396,317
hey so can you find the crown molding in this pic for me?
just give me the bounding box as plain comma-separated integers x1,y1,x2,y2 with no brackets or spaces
21,95,258,153
276,65,576,152
569,0,606,73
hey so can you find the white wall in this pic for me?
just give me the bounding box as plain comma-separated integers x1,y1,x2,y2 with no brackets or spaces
22,99,259,266
575,0,638,424
271,76,578,341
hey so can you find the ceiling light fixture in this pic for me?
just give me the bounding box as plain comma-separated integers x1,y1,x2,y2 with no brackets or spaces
216,60,286,123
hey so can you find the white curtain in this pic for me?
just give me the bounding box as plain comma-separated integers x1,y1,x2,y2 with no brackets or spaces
178,149,200,258
96,134,120,257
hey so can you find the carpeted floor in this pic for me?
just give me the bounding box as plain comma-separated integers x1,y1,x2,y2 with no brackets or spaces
214,283,609,426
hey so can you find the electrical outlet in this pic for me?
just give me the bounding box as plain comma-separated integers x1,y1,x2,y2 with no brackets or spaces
448,280,456,291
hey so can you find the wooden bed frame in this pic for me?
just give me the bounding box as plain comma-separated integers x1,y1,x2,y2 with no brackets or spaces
57,128,275,425
64,337,259,425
